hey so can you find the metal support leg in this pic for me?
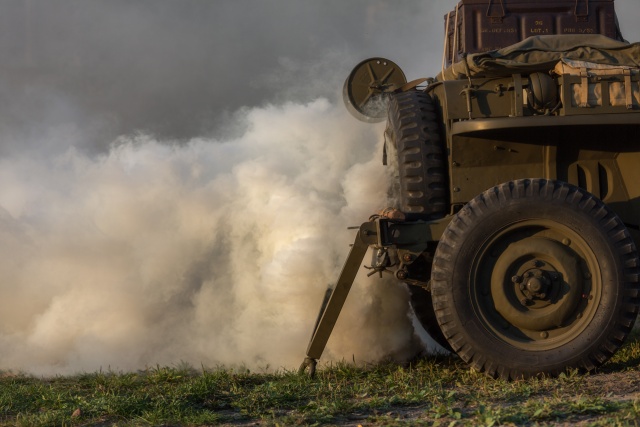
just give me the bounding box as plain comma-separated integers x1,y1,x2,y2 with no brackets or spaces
299,221,376,377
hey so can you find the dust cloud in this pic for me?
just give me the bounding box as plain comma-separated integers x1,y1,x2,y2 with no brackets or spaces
0,97,428,375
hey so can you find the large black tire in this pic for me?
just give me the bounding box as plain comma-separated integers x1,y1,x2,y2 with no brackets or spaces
408,285,452,351
432,179,640,379
386,91,447,219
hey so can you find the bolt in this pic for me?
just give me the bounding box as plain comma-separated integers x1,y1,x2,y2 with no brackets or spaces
562,238,571,246
512,275,522,284
539,293,547,299
527,278,543,293
402,253,413,262
396,270,408,280
453,187,461,193
521,298,531,306
525,271,533,278
577,313,583,319
452,161,459,167
540,331,549,339
519,283,526,291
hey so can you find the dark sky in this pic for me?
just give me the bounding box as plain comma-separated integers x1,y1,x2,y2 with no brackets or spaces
1,0,638,154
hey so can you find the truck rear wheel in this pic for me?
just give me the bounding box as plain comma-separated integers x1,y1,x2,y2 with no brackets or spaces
431,179,640,379
386,90,447,219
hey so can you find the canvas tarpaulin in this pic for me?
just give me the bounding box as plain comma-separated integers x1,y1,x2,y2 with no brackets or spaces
437,34,640,81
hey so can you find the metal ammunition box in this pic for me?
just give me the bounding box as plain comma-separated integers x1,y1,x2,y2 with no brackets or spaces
443,0,623,67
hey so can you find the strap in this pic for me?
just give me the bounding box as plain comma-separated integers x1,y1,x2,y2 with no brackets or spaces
442,11,452,75
624,69,634,109
579,68,590,108
452,4,460,66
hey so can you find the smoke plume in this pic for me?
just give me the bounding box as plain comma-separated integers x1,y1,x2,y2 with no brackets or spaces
8,0,640,376
0,96,430,375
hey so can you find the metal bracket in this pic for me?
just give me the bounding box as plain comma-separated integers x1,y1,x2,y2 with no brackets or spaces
487,0,506,23
460,85,478,119
397,78,429,93
298,218,437,377
575,0,589,22
511,74,524,117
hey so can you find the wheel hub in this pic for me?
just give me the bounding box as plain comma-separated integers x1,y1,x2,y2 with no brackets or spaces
515,268,553,301
491,237,584,332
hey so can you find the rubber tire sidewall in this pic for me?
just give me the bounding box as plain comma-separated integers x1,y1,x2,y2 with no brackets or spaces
432,179,640,379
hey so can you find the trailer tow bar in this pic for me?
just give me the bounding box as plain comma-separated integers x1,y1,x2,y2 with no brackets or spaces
299,216,433,377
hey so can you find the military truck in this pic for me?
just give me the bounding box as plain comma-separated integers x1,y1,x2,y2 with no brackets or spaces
300,0,640,379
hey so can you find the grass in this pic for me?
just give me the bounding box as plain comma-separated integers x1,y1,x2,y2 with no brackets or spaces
1,338,640,426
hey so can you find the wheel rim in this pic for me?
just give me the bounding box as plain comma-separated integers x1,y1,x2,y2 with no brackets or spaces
471,219,602,351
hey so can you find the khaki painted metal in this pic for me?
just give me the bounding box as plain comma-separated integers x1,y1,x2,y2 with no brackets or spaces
303,71,640,374
301,0,640,377
343,58,407,123
430,73,640,246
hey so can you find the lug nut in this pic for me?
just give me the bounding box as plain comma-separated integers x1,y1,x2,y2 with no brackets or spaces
396,270,408,280
512,275,522,284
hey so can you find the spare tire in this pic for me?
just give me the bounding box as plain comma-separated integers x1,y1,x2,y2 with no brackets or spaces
385,90,447,219
386,90,450,351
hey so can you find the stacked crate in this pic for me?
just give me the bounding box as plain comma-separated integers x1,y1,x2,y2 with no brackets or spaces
443,0,624,68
